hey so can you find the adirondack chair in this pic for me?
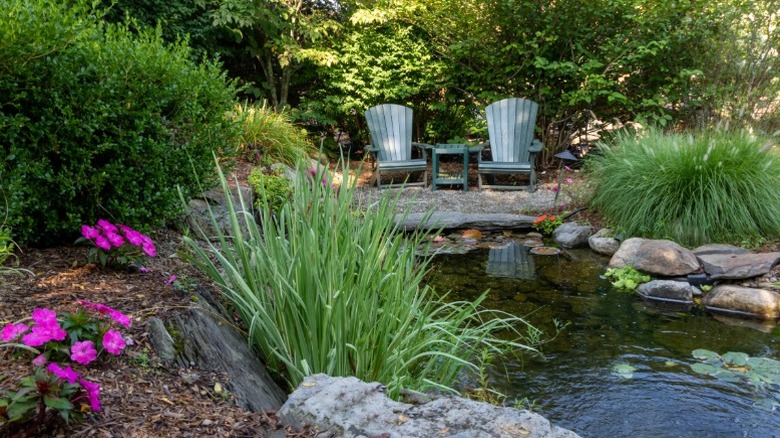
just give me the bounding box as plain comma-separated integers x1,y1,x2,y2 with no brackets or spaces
364,104,430,189
477,98,544,191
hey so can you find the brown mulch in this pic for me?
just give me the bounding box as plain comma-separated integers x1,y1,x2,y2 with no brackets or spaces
0,228,316,437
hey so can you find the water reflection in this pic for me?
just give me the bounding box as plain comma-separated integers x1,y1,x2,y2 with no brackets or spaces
425,248,780,438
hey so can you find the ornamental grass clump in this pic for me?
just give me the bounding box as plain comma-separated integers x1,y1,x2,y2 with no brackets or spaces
234,102,315,168
588,128,780,246
184,160,541,398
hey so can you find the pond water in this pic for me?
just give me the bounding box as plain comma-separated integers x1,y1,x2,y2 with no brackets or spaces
424,242,780,438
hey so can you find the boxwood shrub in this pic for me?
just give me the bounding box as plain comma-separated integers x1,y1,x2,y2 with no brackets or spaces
0,0,241,246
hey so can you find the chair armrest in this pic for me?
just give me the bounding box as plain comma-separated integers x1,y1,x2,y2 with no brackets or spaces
475,140,489,163
365,144,380,153
412,142,432,159
529,139,544,153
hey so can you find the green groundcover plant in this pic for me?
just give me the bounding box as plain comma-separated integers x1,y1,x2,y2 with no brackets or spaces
588,128,780,246
183,159,542,398
1,302,130,434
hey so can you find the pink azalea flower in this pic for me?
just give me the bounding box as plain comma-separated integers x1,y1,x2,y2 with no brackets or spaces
566,178,573,184
142,242,156,258
94,235,111,251
81,225,101,239
71,340,97,365
104,232,124,248
102,330,126,355
1,322,29,342
79,379,101,412
165,275,177,285
108,310,132,328
140,233,153,246
138,266,149,273
96,219,117,233
122,228,144,246
78,300,112,315
32,354,47,367
552,186,559,192
22,319,67,347
32,308,58,326
47,363,81,384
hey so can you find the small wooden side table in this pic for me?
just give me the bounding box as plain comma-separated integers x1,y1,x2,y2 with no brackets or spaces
431,144,482,191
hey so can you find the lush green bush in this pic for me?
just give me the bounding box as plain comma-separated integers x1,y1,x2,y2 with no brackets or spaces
0,0,240,246
234,102,315,168
184,160,541,397
589,128,780,246
247,167,293,213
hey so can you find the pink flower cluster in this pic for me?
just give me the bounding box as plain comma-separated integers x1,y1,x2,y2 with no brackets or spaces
1,303,130,413
81,219,156,257
45,364,101,411
1,308,68,347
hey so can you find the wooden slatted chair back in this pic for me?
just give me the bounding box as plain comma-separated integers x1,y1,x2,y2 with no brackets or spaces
485,98,539,163
365,104,413,162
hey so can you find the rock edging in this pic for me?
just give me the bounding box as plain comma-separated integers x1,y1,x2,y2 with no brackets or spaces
278,374,581,438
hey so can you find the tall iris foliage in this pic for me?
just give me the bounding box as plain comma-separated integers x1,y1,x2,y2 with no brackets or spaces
183,159,540,397
589,129,780,246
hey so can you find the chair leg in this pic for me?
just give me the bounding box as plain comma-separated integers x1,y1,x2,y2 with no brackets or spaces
423,169,428,188
478,172,483,191
376,169,382,189
529,169,535,193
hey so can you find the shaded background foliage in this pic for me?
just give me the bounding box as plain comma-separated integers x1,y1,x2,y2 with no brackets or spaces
2,0,778,245
96,0,778,153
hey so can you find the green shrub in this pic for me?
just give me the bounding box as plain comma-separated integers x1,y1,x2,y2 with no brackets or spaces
0,0,241,246
588,128,780,246
184,160,541,397
235,102,315,168
248,167,293,213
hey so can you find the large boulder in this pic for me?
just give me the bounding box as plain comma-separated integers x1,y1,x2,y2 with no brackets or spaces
588,228,620,256
609,238,700,276
696,251,780,280
637,280,695,304
692,244,751,257
608,238,647,269
703,285,780,320
553,222,593,248
279,374,581,438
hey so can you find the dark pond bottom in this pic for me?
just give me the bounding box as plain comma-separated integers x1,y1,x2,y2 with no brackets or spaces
424,244,780,438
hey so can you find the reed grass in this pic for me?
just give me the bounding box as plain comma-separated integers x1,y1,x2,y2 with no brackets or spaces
183,159,541,397
588,128,780,246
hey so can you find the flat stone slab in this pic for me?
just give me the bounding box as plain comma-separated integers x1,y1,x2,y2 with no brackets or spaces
395,212,535,231
697,252,780,280
279,374,581,438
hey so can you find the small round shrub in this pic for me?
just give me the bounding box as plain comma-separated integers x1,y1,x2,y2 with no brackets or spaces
588,128,780,246
0,1,241,246
248,167,293,214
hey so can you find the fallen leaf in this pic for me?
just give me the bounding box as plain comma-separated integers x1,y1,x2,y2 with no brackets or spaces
214,383,223,394
462,229,483,240
159,397,175,405
302,381,317,387
397,414,409,423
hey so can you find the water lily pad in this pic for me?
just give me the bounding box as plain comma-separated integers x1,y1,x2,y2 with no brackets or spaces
612,363,637,379
747,357,780,374
692,349,719,362
664,361,678,367
722,352,749,367
691,363,719,376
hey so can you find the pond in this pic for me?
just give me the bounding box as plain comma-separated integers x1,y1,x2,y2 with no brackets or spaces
424,241,780,437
